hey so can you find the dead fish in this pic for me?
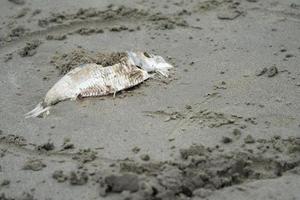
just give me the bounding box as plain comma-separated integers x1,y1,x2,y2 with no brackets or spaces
25,51,173,118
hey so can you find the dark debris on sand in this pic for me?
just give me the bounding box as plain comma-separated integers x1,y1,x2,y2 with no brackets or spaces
52,170,68,183
18,40,42,57
6,26,27,41
28,136,300,199
46,34,67,41
256,65,279,77
72,148,97,163
36,142,55,151
8,0,25,5
22,159,46,171
0,134,27,146
50,49,127,74
69,171,88,185
96,137,300,199
105,174,139,193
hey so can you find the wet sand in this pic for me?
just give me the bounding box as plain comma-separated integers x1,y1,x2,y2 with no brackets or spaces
0,0,300,199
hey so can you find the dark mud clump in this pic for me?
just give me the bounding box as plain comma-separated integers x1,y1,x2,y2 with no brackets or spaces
0,134,27,146
188,110,240,128
132,146,141,154
105,174,139,193
244,134,255,144
179,144,207,159
20,193,36,200
0,192,35,200
232,128,242,135
3,53,13,62
54,169,91,185
5,26,27,42
50,49,127,74
120,161,163,175
255,65,278,77
109,25,128,32
157,21,175,30
36,142,55,151
0,149,6,158
18,40,42,57
1,180,10,187
140,154,150,161
61,138,74,150
0,193,13,200
78,51,127,68
99,137,300,199
38,6,148,27
8,0,25,5
69,171,88,185
266,65,278,77
46,34,67,40
74,27,104,35
32,9,41,16
38,19,48,28
148,15,188,30
193,0,244,21
10,26,26,37
22,159,46,171
194,0,224,12
221,136,233,144
49,137,299,198
52,170,68,183
37,6,188,32
72,148,97,163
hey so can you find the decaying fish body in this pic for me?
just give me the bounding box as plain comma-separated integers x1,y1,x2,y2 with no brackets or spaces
25,51,173,118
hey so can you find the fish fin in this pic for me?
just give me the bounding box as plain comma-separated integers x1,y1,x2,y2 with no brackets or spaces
25,102,51,118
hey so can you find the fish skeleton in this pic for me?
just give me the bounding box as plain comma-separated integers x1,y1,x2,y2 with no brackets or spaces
25,51,173,118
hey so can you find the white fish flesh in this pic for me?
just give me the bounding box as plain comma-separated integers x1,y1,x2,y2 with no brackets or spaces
25,51,173,118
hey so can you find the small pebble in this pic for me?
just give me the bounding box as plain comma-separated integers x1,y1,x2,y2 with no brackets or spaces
221,136,232,144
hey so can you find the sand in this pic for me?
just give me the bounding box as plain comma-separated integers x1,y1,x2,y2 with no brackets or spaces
0,0,300,199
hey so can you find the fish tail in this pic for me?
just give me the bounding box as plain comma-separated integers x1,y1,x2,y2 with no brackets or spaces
25,102,51,118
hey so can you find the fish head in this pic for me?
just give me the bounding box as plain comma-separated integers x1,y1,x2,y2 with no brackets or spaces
127,51,173,77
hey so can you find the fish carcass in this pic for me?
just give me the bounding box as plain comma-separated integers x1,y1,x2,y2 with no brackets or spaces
25,51,173,118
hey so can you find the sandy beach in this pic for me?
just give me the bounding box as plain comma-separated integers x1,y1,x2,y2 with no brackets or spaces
0,0,300,199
